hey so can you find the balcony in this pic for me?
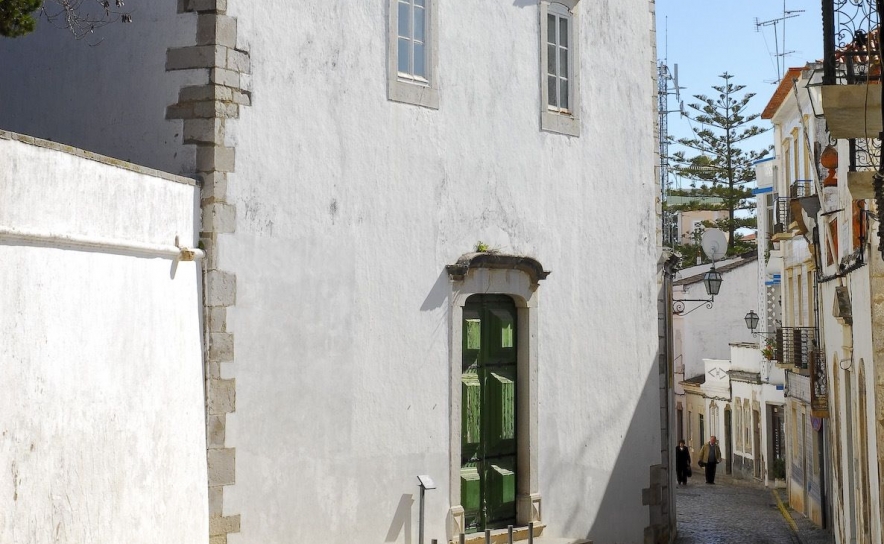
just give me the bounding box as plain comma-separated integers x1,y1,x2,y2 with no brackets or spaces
774,327,819,371
821,1,882,139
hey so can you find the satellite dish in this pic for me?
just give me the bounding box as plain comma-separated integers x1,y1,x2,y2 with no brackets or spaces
701,229,727,261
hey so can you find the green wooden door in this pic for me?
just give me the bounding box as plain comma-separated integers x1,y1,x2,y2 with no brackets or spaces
461,295,517,532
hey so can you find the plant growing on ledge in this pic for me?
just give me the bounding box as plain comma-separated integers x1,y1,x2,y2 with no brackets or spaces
770,458,786,480
761,337,777,361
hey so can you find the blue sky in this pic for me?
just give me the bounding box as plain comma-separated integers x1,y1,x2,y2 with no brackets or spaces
657,0,823,189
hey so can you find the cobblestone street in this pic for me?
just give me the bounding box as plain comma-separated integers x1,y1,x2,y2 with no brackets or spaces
675,472,834,544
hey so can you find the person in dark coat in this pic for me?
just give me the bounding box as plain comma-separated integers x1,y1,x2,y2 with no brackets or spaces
675,439,691,485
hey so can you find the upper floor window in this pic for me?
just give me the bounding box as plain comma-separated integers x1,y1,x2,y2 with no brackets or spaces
398,0,428,82
540,1,580,136
388,0,439,109
546,5,571,113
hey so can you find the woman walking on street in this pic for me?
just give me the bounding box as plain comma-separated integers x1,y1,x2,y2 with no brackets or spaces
675,439,691,485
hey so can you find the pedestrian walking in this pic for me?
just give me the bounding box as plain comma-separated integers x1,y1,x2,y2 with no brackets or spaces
675,439,691,485
698,435,722,484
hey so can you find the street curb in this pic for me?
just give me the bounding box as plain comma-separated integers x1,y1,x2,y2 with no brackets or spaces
772,489,800,534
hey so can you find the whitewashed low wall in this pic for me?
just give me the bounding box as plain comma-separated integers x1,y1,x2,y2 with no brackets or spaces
0,132,207,544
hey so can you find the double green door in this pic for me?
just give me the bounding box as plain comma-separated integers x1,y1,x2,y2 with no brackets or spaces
461,295,517,532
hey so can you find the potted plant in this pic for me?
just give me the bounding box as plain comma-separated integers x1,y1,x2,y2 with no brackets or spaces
770,458,786,488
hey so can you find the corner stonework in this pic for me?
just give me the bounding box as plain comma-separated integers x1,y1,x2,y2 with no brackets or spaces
166,1,250,542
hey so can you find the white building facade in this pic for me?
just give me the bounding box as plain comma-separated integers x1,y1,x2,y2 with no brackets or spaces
0,1,668,543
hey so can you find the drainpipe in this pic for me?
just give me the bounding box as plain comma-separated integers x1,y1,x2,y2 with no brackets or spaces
0,226,204,261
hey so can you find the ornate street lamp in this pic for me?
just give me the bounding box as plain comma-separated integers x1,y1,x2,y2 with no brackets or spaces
744,310,760,331
703,268,723,296
672,265,723,315
744,310,777,337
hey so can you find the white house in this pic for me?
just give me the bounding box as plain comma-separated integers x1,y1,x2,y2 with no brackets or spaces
0,1,665,543
672,251,757,454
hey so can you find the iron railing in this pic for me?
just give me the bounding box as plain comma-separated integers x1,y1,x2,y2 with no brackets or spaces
775,327,820,370
773,196,792,235
823,0,881,85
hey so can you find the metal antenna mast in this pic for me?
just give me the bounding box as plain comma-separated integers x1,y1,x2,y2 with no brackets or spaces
755,3,804,81
658,58,683,247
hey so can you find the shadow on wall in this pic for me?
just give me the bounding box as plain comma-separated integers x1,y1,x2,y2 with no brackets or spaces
543,359,667,543
385,493,415,543
420,270,450,312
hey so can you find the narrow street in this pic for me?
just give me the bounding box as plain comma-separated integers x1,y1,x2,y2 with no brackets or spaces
675,473,834,544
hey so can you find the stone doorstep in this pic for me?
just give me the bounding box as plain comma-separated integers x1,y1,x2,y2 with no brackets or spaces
452,524,543,544
449,524,589,544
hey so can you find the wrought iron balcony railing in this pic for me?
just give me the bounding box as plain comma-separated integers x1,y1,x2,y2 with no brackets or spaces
790,180,814,198
772,196,792,235
823,0,881,85
775,327,820,370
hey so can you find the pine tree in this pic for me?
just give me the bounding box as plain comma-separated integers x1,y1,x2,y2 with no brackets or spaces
0,0,41,37
1,0,132,39
667,73,770,263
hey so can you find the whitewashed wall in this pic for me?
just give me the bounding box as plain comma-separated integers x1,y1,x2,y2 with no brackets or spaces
0,133,207,544
221,1,659,542
675,257,758,382
729,343,785,482
0,0,661,541
817,136,882,544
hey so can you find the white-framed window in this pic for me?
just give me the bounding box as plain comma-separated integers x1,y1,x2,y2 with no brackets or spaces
388,0,439,109
540,0,580,136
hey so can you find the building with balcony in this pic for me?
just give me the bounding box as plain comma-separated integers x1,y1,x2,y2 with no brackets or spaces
814,4,884,541
760,64,830,528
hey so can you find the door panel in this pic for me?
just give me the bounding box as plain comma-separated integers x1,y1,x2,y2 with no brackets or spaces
461,295,517,532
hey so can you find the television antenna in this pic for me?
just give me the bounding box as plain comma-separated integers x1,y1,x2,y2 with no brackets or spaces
755,2,804,82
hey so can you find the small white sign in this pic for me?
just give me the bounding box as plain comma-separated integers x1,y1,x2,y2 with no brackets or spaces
417,475,436,489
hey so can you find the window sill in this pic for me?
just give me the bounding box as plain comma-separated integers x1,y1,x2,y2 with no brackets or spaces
541,111,579,136
388,78,439,109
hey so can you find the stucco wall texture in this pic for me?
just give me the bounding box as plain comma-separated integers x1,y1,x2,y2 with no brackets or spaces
221,1,659,542
0,136,207,543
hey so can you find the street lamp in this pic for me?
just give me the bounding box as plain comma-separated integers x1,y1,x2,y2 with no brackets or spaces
744,310,777,337
744,310,760,331
672,264,723,315
703,267,723,296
